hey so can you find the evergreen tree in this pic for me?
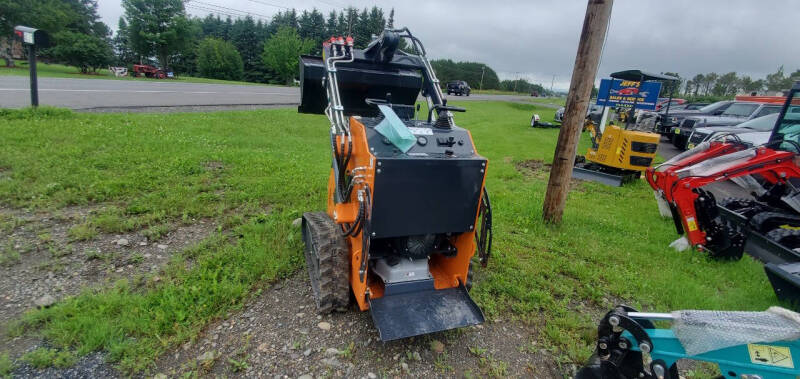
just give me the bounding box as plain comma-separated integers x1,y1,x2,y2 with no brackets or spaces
353,8,371,48
325,10,338,37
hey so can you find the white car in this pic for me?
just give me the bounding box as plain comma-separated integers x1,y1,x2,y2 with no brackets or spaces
686,113,779,149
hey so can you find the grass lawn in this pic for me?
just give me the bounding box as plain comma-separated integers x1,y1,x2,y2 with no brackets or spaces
0,60,274,86
0,102,776,373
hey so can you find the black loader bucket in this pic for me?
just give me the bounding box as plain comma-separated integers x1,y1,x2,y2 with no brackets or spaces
765,262,800,311
368,279,485,341
298,54,423,117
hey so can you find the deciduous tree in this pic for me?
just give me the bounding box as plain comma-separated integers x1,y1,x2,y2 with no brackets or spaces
262,26,313,85
197,37,243,80
122,0,192,69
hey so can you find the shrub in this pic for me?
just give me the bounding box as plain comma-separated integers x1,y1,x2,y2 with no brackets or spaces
196,38,244,81
47,31,113,74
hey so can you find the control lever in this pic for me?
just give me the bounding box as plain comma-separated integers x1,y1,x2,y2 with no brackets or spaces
427,104,466,124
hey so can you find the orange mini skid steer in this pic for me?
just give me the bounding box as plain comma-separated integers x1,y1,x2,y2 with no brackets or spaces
297,29,492,341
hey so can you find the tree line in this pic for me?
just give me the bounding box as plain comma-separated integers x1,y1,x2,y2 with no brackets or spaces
663,67,800,101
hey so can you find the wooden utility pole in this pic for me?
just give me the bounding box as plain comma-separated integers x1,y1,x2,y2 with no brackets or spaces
543,0,614,224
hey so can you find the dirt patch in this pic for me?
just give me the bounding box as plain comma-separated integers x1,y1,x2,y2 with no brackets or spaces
203,160,225,171
0,206,217,354
515,159,585,192
516,159,552,174
150,272,563,378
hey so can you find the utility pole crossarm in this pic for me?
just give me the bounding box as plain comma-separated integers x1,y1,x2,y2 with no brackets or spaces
542,0,614,224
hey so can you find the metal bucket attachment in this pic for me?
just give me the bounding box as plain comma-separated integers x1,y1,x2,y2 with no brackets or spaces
572,163,641,187
298,54,423,117
572,166,624,187
765,262,800,311
369,279,484,341
298,55,326,115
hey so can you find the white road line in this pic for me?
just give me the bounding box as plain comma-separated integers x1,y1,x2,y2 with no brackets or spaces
0,88,295,96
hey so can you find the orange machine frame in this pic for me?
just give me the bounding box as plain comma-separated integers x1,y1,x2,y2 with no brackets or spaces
326,117,488,311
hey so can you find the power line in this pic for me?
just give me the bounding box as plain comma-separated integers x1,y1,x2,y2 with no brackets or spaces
190,0,273,19
185,3,271,22
241,0,290,10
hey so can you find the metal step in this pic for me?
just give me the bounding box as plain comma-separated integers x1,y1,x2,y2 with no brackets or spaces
369,280,484,341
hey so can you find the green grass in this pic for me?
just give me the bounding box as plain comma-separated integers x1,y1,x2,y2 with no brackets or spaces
0,102,776,373
21,348,75,369
0,60,275,86
472,89,523,95
0,352,12,378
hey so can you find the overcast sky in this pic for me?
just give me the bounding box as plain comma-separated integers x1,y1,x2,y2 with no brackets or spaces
97,0,800,90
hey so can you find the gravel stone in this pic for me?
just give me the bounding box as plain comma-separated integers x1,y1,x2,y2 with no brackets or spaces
34,294,56,308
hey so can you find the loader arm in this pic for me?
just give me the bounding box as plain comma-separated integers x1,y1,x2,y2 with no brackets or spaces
645,140,746,202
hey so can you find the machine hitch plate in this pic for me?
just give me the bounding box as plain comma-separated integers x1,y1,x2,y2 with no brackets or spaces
369,283,484,341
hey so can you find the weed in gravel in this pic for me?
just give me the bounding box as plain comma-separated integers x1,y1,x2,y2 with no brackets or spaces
48,244,73,258
37,232,53,244
21,348,76,369
478,354,509,378
143,223,170,241
433,352,453,373
0,214,27,232
339,341,355,359
129,253,145,265
68,223,98,241
0,245,20,266
469,346,487,357
92,209,135,234
85,250,113,262
0,352,13,378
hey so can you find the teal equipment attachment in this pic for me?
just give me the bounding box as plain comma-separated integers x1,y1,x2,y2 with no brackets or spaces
577,305,800,378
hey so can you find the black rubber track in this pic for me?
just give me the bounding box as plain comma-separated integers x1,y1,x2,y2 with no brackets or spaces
766,228,800,248
302,211,351,313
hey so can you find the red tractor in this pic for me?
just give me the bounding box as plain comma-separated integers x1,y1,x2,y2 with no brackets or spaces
647,82,800,257
647,81,800,303
131,64,167,79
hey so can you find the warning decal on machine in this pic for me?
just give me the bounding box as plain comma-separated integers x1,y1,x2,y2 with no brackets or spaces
748,344,794,368
685,217,698,232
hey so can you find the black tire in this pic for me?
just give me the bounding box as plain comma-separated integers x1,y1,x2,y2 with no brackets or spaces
302,212,350,313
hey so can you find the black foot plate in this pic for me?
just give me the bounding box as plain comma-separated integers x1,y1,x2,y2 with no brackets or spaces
369,284,485,341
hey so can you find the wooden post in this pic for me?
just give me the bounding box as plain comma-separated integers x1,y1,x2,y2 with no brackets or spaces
543,0,614,224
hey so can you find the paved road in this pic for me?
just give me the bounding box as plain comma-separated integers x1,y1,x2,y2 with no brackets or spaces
0,76,300,112
0,76,557,112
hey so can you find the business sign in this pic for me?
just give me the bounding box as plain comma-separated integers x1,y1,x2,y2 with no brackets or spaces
596,79,662,110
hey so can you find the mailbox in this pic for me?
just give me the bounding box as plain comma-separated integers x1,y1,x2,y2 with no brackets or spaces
14,26,48,47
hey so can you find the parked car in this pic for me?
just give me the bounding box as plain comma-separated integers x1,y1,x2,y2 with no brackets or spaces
672,101,782,150
553,104,603,124
682,102,710,110
686,104,800,149
654,98,686,111
446,81,471,96
636,102,709,131
685,113,780,149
